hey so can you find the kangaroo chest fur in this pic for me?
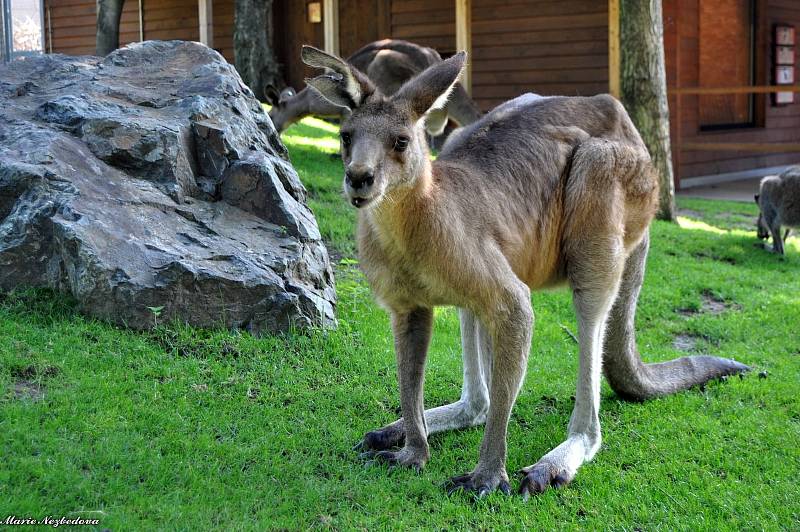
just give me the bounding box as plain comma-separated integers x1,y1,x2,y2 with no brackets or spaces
357,202,460,311
355,178,568,313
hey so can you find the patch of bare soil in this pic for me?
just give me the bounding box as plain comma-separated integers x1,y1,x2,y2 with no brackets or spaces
11,380,44,401
7,364,59,402
677,290,740,316
701,290,740,314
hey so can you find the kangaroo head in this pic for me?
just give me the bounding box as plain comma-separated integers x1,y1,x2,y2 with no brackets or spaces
302,45,466,209
265,85,300,132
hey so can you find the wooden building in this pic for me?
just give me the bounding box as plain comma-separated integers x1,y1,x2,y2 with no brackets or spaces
10,0,800,188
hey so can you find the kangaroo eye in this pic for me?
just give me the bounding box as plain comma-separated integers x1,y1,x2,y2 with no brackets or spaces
341,132,352,147
394,136,409,152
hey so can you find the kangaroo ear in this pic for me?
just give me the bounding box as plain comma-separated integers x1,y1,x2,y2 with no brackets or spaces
754,194,760,204
264,84,280,105
301,45,375,110
393,51,467,121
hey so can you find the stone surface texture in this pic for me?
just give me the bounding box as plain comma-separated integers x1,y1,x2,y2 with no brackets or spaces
0,40,336,334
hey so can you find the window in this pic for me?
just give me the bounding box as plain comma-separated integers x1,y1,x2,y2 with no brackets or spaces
1,0,44,62
698,0,756,130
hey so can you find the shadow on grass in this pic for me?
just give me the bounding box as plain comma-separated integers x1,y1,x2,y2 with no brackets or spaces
0,288,80,325
0,288,314,364
659,216,800,272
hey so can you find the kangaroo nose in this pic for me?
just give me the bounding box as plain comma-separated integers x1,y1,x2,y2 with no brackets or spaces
346,170,375,189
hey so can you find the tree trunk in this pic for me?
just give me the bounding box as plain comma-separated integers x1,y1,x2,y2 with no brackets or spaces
620,0,675,221
234,0,281,101
96,0,126,56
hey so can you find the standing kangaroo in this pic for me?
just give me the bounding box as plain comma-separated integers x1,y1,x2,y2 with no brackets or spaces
301,46,750,497
755,166,800,255
267,40,480,135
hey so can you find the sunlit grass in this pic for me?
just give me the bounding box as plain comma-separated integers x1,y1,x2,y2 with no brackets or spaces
2,116,798,529
283,134,340,152
677,216,728,235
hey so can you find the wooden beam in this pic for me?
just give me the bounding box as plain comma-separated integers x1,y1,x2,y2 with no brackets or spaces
669,85,800,95
608,0,620,98
198,0,213,48
323,0,339,56
455,0,471,94
680,142,800,153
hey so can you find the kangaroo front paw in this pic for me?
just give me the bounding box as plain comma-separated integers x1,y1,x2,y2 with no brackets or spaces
444,469,512,498
352,424,405,452
518,461,575,500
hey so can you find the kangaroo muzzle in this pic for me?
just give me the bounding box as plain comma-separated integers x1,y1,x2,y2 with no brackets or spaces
344,139,383,208
345,168,376,207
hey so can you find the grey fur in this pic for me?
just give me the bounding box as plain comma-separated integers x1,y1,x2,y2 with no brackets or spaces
303,50,751,497
756,166,800,255
269,40,480,134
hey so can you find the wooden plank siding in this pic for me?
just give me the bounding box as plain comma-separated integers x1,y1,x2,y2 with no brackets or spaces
339,0,391,58
390,0,455,57
45,0,236,63
212,0,234,62
273,0,325,92
469,0,609,111
45,0,139,56
664,0,800,180
43,0,800,184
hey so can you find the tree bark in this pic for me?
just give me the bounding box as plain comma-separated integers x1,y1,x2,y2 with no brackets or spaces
96,0,126,56
234,0,281,101
620,0,676,221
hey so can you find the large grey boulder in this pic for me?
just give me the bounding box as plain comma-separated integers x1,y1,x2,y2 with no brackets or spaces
0,40,336,334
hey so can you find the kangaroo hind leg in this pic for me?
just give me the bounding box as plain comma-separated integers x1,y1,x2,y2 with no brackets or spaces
520,233,625,497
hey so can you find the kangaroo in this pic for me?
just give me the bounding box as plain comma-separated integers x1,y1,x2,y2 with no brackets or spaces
755,166,800,255
301,46,750,497
266,39,481,135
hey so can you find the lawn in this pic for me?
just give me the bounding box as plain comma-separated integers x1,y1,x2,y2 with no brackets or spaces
2,116,799,530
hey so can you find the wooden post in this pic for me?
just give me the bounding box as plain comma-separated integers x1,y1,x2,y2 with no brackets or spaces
455,0,471,94
138,0,143,41
199,0,213,48
673,12,681,190
608,0,620,98
323,0,339,56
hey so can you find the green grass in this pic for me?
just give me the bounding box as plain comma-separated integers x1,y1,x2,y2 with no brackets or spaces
2,116,799,530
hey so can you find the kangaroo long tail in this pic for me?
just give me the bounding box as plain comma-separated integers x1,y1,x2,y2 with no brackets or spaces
602,232,750,401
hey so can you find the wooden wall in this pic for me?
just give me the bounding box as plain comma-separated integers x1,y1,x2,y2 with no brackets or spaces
273,0,324,92
43,0,800,184
390,0,455,56
339,0,391,58
45,0,136,56
273,0,390,90
664,0,800,180
470,0,609,111
212,0,234,62
45,0,235,63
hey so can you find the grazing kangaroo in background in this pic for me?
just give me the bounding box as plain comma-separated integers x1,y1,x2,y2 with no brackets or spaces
755,166,800,255
301,46,750,497
266,40,481,135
